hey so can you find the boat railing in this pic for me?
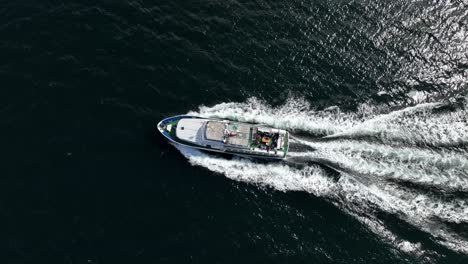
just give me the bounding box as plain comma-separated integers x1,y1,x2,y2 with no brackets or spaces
224,147,277,157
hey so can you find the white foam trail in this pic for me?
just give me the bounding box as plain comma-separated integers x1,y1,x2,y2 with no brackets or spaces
351,213,425,256
180,97,468,255
290,139,468,192
174,145,442,256
175,145,336,196
328,102,468,147
290,139,468,229
189,97,383,136
190,96,468,148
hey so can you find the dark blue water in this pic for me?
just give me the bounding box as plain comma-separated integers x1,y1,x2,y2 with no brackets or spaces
1,0,468,263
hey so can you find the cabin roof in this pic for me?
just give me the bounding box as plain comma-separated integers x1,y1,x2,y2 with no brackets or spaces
175,118,205,143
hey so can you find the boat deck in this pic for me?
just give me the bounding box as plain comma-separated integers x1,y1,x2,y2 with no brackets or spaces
205,121,251,147
205,122,225,141
226,123,250,146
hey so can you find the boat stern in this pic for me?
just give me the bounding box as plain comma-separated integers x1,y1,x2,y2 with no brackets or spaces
283,131,289,158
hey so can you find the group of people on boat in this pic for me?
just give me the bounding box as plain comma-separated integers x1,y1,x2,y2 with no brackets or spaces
252,131,279,153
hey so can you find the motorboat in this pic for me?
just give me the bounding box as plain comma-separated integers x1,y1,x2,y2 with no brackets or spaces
157,115,289,160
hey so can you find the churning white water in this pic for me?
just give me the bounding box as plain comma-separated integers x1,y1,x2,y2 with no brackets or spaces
177,97,468,256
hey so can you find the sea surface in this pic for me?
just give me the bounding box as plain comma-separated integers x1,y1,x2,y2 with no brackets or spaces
1,0,468,263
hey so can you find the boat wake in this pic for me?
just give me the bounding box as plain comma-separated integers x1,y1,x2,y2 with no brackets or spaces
177,96,468,258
